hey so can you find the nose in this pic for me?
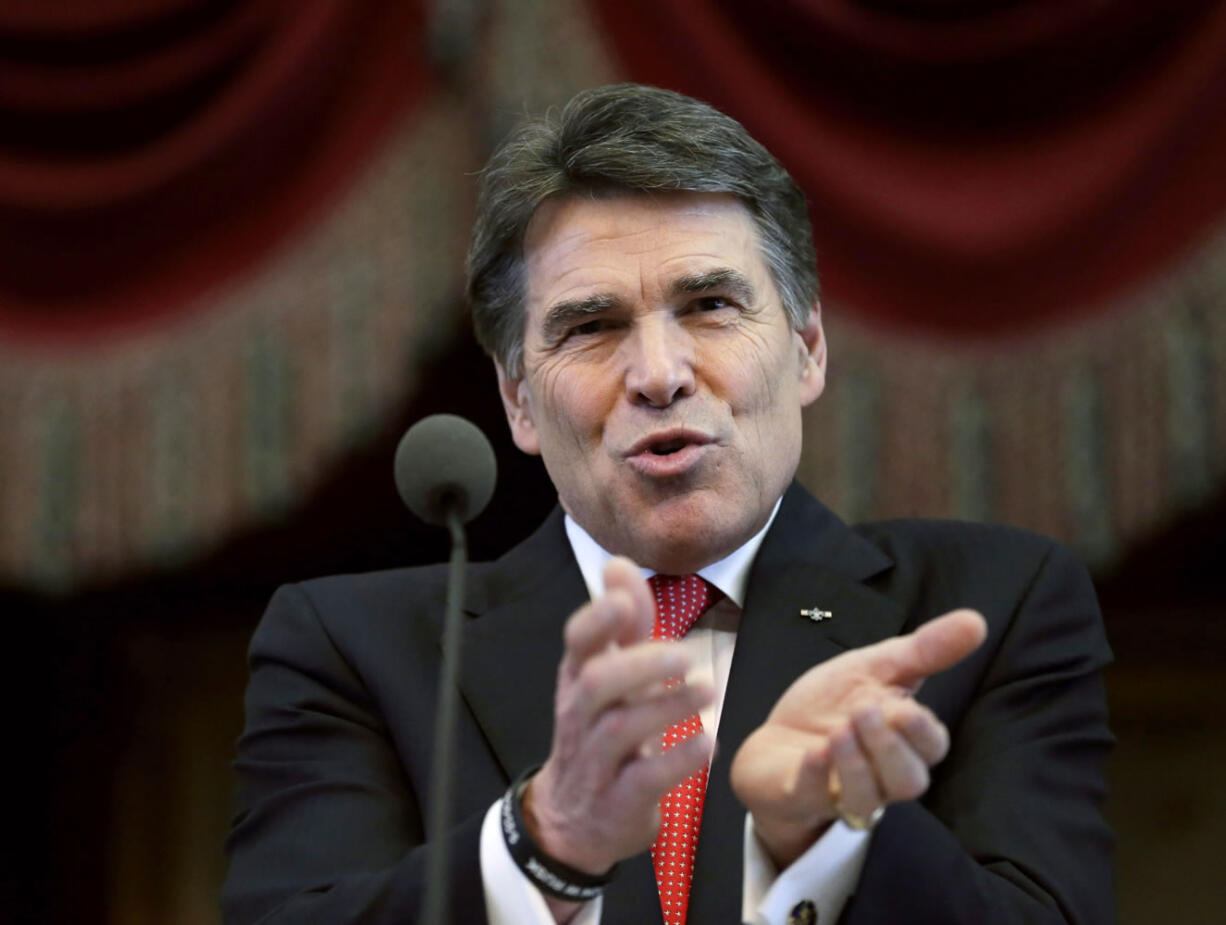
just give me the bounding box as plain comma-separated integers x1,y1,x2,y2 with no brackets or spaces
623,316,696,408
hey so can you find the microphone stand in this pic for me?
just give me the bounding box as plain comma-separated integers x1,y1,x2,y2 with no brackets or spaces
420,502,467,925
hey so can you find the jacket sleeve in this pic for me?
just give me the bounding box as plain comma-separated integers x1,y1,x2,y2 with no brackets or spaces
222,583,489,924
840,539,1115,924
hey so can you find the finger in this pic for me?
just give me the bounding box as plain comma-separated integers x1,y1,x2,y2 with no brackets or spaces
620,729,713,802
884,699,949,766
561,557,656,673
829,727,882,821
603,556,655,644
590,680,715,767
859,609,987,690
562,588,641,677
853,707,929,803
567,641,693,726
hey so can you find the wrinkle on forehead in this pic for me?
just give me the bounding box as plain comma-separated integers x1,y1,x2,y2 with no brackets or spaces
525,190,748,247
523,192,764,309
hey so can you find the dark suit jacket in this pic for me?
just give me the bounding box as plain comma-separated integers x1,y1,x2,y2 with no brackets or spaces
223,483,1114,923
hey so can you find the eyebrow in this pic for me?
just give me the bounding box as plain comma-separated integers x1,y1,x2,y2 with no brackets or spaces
540,293,621,345
669,268,756,305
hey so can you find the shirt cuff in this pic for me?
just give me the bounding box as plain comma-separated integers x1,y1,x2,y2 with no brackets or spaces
480,797,603,925
741,813,872,925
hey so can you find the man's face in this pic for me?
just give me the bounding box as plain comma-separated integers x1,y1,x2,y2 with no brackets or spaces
497,192,826,573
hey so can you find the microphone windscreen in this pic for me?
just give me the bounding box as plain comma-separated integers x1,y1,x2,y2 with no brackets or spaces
394,414,497,526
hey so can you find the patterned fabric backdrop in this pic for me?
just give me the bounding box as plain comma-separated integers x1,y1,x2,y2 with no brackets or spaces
1,0,1223,592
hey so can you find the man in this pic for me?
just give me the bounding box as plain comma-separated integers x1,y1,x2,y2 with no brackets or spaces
224,85,1113,924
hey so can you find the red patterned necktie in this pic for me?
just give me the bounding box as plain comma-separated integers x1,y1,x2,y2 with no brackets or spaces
647,573,723,925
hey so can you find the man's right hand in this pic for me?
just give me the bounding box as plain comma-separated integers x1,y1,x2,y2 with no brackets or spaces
522,556,714,879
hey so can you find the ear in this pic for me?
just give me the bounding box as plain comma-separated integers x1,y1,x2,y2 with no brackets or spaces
495,361,541,455
796,303,826,407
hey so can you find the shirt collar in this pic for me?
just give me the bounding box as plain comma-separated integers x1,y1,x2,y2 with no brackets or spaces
563,497,782,608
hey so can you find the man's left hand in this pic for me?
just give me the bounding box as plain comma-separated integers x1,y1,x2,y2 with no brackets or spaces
730,609,987,868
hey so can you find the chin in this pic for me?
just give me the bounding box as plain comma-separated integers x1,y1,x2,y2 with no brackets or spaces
629,511,744,574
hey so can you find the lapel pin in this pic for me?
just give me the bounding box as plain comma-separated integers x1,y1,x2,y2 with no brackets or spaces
801,607,833,623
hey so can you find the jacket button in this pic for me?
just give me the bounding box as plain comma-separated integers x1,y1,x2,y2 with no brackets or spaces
788,899,818,924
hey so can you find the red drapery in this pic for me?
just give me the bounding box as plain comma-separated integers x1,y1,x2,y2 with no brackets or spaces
590,0,1226,339
0,0,427,345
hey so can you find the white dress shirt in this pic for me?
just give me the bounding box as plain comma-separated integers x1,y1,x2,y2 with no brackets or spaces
479,503,870,923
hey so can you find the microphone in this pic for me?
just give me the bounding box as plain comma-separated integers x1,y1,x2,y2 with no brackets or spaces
395,414,496,925
394,413,496,526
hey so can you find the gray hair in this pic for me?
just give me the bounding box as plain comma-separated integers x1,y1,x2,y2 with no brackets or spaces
466,84,819,377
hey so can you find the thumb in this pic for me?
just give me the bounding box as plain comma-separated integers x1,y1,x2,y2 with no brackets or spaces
863,609,987,689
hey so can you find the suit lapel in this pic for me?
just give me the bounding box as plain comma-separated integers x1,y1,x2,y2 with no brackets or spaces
459,507,582,780
689,483,906,921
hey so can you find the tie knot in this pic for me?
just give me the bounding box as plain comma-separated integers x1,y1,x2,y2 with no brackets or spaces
648,574,722,640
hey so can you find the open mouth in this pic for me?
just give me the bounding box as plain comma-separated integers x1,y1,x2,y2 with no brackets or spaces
626,431,711,473
649,439,689,456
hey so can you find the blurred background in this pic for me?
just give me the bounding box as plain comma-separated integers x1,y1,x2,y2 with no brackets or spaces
1,0,1223,922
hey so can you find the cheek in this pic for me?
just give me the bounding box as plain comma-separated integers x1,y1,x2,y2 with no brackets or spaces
717,336,796,412
533,360,611,442
708,336,805,470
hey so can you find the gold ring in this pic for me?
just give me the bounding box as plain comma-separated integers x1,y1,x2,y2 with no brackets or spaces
828,770,885,831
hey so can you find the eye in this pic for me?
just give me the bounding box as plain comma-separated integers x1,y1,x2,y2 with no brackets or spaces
695,295,734,313
571,318,607,337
